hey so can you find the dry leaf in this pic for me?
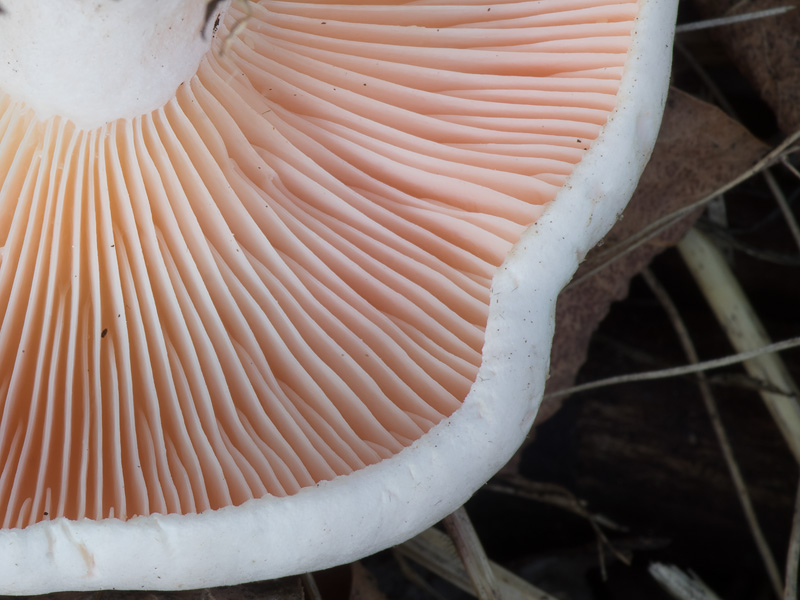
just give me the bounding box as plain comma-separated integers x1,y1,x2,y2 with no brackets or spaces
690,0,800,133
535,88,768,425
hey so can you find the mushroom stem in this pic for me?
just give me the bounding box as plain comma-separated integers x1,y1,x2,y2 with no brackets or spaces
0,0,228,128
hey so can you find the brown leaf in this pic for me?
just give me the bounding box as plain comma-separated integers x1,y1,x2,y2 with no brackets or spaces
689,0,800,133
535,88,768,425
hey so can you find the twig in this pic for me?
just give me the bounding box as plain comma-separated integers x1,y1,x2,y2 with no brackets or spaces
487,475,631,570
300,573,322,600
642,268,784,599
675,7,796,33
706,372,797,397
442,508,501,600
783,156,800,182
674,41,738,117
699,220,800,267
596,537,608,582
545,336,800,400
649,563,725,600
763,170,800,253
677,228,800,465
567,129,800,291
785,473,800,600
397,527,560,600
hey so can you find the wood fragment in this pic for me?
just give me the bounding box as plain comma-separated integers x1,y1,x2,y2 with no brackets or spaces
442,508,501,600
649,563,724,600
568,128,800,293
785,474,800,600
397,526,559,600
763,169,800,253
486,475,630,570
642,267,783,599
301,573,322,600
677,228,800,465
545,336,800,400
675,6,795,33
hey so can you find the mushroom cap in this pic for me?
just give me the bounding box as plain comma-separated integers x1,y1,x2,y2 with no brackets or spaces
0,0,676,592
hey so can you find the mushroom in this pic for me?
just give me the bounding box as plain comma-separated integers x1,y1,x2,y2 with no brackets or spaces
0,0,676,592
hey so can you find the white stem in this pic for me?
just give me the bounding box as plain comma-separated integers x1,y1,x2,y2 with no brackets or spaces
0,0,228,129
